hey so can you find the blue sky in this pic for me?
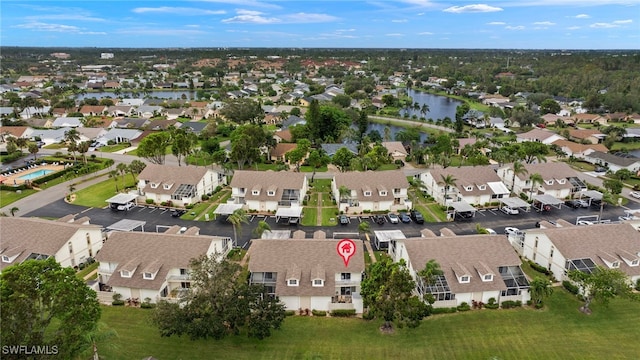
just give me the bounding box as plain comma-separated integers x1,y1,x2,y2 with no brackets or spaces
1,1,638,49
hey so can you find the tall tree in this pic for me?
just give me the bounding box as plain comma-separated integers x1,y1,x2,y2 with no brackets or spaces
128,160,147,183
1,258,101,358
116,163,129,191
529,276,553,308
356,110,369,142
528,173,543,201
28,143,39,161
360,256,428,331
64,129,81,162
510,161,528,194
77,141,90,164
332,147,355,172
151,256,285,340
438,174,457,205
568,267,635,314
227,209,248,247
137,132,171,165
219,98,264,124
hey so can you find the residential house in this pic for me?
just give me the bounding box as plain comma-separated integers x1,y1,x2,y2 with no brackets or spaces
568,129,605,144
389,234,530,308
321,143,358,157
115,117,150,129
164,108,185,120
249,239,365,313
79,105,108,117
20,106,51,119
516,129,565,145
332,170,410,213
147,119,181,131
0,217,103,271
540,113,566,126
118,99,145,107
0,126,33,141
281,115,306,130
569,113,607,126
583,151,640,173
514,223,640,284
137,164,226,206
497,162,579,200
273,129,293,143
52,117,83,128
551,139,608,159
270,143,298,163
381,141,408,160
94,128,142,146
136,105,163,118
29,127,71,145
23,117,54,128
181,121,208,135
107,105,134,117
230,170,308,212
420,166,510,206
96,230,231,303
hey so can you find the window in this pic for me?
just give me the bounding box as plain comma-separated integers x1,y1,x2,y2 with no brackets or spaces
121,270,131,278
181,282,191,289
163,183,172,190
379,191,387,196
86,233,91,246
611,261,620,268
393,188,401,194
68,242,73,254
267,191,275,196
313,279,323,287
252,190,260,195
341,273,351,281
1,255,10,263
150,182,158,189
483,274,493,281
143,272,154,280
632,259,639,266
180,268,188,275
460,276,470,283
478,185,486,190
465,186,472,191
550,247,554,258
288,279,298,286
264,272,274,280
364,191,371,197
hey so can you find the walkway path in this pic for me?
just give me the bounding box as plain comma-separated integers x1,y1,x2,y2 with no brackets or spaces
363,234,376,264
194,189,231,221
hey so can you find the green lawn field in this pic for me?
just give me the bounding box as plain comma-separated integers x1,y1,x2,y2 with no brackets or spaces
73,173,136,208
92,289,640,359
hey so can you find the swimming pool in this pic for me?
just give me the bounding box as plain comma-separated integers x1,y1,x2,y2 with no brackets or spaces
18,169,53,180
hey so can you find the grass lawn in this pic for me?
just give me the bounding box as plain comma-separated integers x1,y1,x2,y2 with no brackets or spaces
76,262,99,280
377,163,400,171
94,290,640,360
72,174,136,208
426,203,448,222
0,188,37,208
321,207,338,226
308,192,319,207
181,202,213,221
310,179,332,192
301,207,317,226
99,143,131,153
611,141,640,151
415,204,437,223
300,165,328,172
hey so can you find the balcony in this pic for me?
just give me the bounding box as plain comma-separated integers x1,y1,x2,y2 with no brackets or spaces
167,274,191,282
335,279,359,287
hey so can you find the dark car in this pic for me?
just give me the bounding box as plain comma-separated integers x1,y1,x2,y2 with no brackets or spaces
410,210,425,224
339,214,349,225
399,212,411,223
171,209,186,217
564,200,580,209
590,199,607,208
373,215,385,225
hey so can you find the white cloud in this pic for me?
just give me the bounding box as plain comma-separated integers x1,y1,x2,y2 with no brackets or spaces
533,21,555,26
14,21,106,34
198,0,282,10
392,19,408,23
417,32,434,35
400,0,436,6
336,29,356,32
281,13,339,23
118,28,206,36
236,9,263,16
386,33,404,36
487,21,506,25
613,19,633,24
26,14,106,22
132,7,226,15
567,26,581,30
590,22,618,28
222,11,338,24
505,25,525,30
443,4,503,13
573,14,591,19
222,14,279,23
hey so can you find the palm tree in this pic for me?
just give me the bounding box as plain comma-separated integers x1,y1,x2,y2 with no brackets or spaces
510,161,528,195
438,174,457,205
116,163,128,191
227,209,248,247
68,183,76,194
128,160,147,183
528,173,543,201
77,141,90,164
358,221,371,237
529,276,553,307
9,207,19,217
338,185,351,206
64,129,81,162
28,143,39,161
420,104,430,117
418,259,444,297
109,170,119,192
252,220,271,239
14,138,28,153
408,177,427,207
383,126,392,142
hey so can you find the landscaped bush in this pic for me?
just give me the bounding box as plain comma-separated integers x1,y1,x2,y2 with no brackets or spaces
501,300,522,309
485,298,499,309
185,204,195,209
636,279,640,291
1,183,29,191
563,280,580,295
201,194,210,201
431,307,458,315
311,310,327,317
140,298,156,309
362,311,375,320
112,293,125,306
528,260,551,275
456,302,471,311
284,310,296,317
330,309,356,317
145,199,155,204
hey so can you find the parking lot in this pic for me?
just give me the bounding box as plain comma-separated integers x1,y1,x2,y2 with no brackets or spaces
25,198,635,249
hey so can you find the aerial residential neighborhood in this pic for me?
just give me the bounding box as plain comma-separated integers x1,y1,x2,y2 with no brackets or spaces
1,6,640,356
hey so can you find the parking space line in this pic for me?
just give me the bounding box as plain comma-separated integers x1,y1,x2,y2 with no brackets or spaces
160,209,168,214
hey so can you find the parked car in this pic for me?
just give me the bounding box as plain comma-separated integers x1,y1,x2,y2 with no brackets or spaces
171,209,186,217
577,220,594,226
399,212,411,223
504,227,520,235
564,200,581,209
117,203,134,211
590,199,607,208
410,210,424,224
629,191,640,199
388,213,400,224
338,214,349,225
289,217,299,225
576,199,590,208
595,166,607,173
373,215,385,225
485,228,497,234
500,205,520,215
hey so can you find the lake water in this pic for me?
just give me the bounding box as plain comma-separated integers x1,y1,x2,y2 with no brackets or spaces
76,91,198,100
400,88,462,121
364,123,429,143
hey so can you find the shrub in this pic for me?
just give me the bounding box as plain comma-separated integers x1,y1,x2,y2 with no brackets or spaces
636,279,640,291
140,302,155,309
201,194,210,201
563,280,580,295
185,204,195,209
111,300,125,306
311,310,327,317
456,302,471,311
501,300,522,309
362,311,375,320
145,199,155,204
284,310,296,317
431,307,458,315
330,309,356,317
302,200,307,206
485,298,499,309
528,260,551,275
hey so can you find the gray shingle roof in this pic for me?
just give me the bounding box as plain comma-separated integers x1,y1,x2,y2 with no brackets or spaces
428,166,504,196
333,170,409,202
139,164,219,195
230,170,306,202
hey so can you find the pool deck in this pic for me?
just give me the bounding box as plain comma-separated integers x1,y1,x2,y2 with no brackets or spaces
1,164,65,186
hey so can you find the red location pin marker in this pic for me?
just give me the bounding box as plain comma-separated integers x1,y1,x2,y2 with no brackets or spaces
337,238,356,267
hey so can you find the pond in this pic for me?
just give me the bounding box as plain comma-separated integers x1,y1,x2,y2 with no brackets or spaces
399,88,462,121
364,123,429,143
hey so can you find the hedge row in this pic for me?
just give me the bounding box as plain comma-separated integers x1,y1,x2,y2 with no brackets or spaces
330,309,356,317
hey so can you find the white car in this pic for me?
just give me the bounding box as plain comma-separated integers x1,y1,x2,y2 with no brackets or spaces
485,228,497,235
629,191,640,199
577,220,594,226
500,206,520,215
387,213,399,224
576,199,590,208
117,203,134,211
504,227,520,235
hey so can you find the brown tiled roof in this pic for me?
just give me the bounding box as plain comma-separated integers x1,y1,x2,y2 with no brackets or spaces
333,170,409,201
270,143,297,158
520,162,577,191
248,239,365,297
568,129,603,139
381,141,408,155
517,128,561,141
0,126,29,138
230,170,306,202
96,231,225,291
274,129,293,142
80,105,107,114
428,166,503,196
527,223,640,276
401,235,522,294
0,217,101,270
138,164,218,195
552,140,608,154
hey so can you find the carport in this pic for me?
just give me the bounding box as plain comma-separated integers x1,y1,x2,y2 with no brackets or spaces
373,229,406,250
106,219,146,232
578,190,603,205
449,201,477,220
500,197,531,212
213,203,244,219
532,194,563,211
105,193,138,210
260,230,291,239
275,206,302,223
